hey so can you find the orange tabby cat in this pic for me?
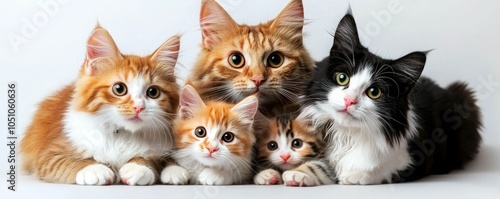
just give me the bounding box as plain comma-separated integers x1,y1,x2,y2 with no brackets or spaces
20,25,180,185
187,0,314,117
161,85,258,185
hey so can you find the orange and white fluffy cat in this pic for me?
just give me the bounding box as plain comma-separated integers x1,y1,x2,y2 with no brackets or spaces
20,25,180,185
161,85,258,185
187,0,314,117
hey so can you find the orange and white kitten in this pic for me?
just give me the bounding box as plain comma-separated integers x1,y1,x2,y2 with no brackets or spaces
20,25,180,185
161,85,258,185
187,0,314,117
254,113,336,186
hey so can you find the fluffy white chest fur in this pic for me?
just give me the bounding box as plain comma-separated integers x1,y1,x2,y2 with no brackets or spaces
311,104,418,185
63,105,173,169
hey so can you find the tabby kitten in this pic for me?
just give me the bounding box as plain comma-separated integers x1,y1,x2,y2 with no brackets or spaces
304,14,482,184
254,113,335,186
20,25,181,185
187,0,314,117
161,85,258,185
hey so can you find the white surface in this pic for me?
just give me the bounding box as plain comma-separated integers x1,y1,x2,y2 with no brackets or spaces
1,0,499,198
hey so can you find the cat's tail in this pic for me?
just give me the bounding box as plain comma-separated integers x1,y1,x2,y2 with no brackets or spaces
446,81,482,167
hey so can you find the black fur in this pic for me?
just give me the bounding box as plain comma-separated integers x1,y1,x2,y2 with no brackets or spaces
306,14,482,183
395,77,482,182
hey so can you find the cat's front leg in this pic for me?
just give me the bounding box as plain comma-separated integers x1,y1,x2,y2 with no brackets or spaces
283,160,336,187
254,168,281,185
337,169,384,185
119,157,158,186
76,164,115,185
198,168,232,185
161,164,190,185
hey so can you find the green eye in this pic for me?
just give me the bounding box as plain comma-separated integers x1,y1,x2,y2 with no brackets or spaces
112,82,127,96
335,72,349,86
228,52,245,68
366,87,382,99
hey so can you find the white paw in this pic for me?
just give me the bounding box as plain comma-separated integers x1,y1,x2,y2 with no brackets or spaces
76,164,115,185
161,165,189,185
254,169,281,185
119,163,155,185
338,171,365,185
198,168,231,185
282,170,316,187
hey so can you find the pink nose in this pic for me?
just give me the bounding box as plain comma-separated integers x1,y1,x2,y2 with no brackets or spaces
344,98,357,108
251,76,266,87
280,154,291,162
134,106,144,113
208,147,219,154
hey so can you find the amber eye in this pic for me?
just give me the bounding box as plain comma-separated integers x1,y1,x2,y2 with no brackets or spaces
291,139,303,148
222,132,235,143
335,72,349,86
146,86,160,99
267,141,278,151
112,82,127,96
194,127,206,138
228,52,245,68
267,51,284,68
366,87,382,99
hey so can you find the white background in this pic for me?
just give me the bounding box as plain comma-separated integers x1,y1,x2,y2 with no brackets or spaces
1,0,499,198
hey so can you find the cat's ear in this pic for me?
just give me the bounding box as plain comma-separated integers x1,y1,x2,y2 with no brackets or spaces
85,25,121,76
232,95,258,126
270,0,305,39
200,0,238,49
331,14,362,56
150,35,180,67
391,51,427,94
179,85,206,119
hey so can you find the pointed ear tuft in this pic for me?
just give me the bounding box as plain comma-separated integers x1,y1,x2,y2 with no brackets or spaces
179,85,206,119
270,0,305,35
231,95,258,126
85,25,121,76
151,35,180,67
331,14,362,56
200,0,238,49
391,51,427,94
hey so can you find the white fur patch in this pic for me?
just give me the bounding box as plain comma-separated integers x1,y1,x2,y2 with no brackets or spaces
119,162,155,186
254,168,281,185
64,76,174,171
76,164,115,185
161,165,189,185
308,68,418,184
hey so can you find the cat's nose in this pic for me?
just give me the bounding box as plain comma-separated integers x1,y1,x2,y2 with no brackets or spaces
344,97,357,108
207,146,219,154
134,106,144,113
251,76,266,87
280,154,291,161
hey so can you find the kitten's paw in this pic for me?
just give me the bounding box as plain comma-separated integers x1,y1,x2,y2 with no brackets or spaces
283,170,316,187
161,165,189,185
254,169,281,185
119,163,155,186
198,168,231,185
338,171,365,185
76,164,115,185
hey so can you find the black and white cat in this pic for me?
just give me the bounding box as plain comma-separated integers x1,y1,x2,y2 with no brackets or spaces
304,14,482,184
